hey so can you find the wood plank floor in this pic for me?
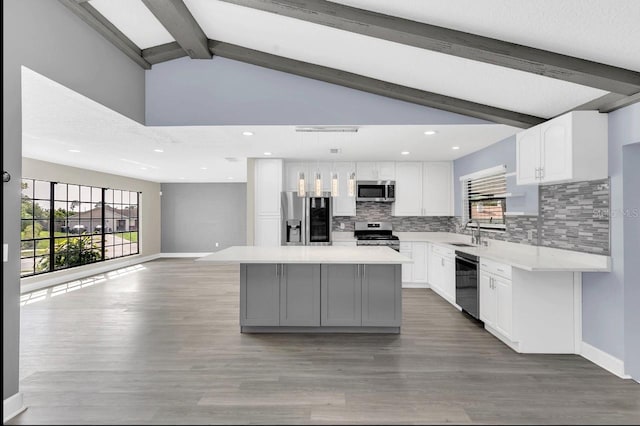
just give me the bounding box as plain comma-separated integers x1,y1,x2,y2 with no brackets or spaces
9,258,640,425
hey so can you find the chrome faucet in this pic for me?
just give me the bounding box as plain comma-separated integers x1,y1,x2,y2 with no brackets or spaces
465,219,482,246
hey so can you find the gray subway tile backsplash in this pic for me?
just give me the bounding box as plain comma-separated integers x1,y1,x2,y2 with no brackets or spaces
334,178,610,256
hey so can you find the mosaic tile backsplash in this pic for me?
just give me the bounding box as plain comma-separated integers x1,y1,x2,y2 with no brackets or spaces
334,178,610,255
333,202,454,232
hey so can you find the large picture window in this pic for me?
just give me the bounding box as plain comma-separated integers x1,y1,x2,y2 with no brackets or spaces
21,179,140,278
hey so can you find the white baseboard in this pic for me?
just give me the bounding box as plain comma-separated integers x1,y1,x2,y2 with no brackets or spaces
20,254,162,293
4,392,26,423
402,282,429,289
159,252,212,258
581,341,631,379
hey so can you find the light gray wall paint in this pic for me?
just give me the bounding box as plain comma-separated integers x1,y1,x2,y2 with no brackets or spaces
453,135,539,216
3,0,145,400
623,142,640,381
146,57,491,126
161,183,247,253
583,102,640,361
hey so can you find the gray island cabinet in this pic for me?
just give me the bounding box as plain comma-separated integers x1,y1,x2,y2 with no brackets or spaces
199,246,410,334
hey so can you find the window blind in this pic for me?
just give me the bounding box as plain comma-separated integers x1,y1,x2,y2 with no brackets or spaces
462,168,507,230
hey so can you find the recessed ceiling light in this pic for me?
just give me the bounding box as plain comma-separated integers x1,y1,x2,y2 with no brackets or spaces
242,131,254,136
401,151,410,155
179,177,185,180
153,149,164,153
227,176,234,180
200,167,208,170
452,146,460,150
68,149,80,153
140,167,147,170
263,152,272,156
424,130,438,135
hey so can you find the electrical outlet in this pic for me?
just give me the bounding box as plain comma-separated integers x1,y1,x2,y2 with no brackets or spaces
3,244,8,262
340,222,345,230
527,230,534,240
215,242,219,248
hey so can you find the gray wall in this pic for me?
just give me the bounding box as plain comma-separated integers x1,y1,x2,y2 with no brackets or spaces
623,142,640,381
3,0,145,400
146,56,490,126
453,135,539,216
161,183,247,253
582,102,640,362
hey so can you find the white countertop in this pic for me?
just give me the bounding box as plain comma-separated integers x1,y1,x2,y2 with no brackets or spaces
394,232,610,272
197,246,412,264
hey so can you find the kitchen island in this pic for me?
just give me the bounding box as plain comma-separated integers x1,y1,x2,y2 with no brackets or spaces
198,246,412,333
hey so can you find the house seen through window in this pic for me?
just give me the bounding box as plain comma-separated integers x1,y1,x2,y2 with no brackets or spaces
20,179,140,278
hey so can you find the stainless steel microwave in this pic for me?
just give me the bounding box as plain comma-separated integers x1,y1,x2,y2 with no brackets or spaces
356,181,395,202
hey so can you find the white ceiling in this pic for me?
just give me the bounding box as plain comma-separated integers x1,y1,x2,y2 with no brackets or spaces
21,67,518,183
86,0,640,119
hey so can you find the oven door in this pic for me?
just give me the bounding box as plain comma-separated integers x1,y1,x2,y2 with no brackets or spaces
455,255,479,319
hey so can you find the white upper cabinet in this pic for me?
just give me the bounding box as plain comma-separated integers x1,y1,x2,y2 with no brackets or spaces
393,161,453,217
393,162,423,216
422,162,453,216
356,162,396,180
332,162,356,216
516,111,607,185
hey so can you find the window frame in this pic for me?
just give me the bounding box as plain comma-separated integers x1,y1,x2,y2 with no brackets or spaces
460,165,507,232
20,178,141,278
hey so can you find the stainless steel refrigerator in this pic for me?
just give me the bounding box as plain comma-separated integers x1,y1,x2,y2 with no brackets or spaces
281,191,332,245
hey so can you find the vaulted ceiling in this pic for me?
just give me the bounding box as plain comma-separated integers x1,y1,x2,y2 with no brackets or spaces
60,0,640,128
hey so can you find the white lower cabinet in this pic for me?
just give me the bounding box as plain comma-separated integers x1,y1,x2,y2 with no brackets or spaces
427,244,455,304
478,259,578,353
479,269,513,341
400,242,428,287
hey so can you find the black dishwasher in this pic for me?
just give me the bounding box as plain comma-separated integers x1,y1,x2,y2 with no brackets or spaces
455,251,480,320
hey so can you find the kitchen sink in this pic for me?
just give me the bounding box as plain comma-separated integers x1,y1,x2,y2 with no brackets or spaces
446,243,476,247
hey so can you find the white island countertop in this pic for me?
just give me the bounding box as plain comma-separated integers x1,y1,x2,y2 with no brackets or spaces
197,246,412,264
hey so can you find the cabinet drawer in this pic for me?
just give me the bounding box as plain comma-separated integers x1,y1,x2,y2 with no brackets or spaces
480,258,512,280
399,242,412,251
430,244,454,259
333,241,357,247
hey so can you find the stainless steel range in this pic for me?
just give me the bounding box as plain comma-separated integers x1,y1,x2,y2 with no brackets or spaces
354,222,400,251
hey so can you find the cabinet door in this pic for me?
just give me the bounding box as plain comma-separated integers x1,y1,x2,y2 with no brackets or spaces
516,127,541,185
422,162,452,216
321,264,362,326
284,162,306,192
280,264,321,326
411,242,428,283
400,242,413,283
494,275,513,339
479,271,495,326
332,162,356,216
362,264,402,326
255,215,280,246
428,251,443,292
356,162,378,180
393,162,423,216
240,264,280,326
377,162,396,180
442,256,456,302
540,115,572,183
255,159,283,215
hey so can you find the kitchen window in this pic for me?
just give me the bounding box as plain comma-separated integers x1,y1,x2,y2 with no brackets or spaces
461,166,507,231
20,178,140,278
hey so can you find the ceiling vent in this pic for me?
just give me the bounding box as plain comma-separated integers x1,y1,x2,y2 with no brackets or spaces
224,157,239,162
329,148,342,154
295,126,358,133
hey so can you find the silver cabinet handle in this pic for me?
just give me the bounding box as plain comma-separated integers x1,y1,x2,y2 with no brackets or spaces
363,264,366,279
356,264,360,277
540,167,545,179
441,258,444,267
535,167,540,179
276,264,279,276
497,268,505,273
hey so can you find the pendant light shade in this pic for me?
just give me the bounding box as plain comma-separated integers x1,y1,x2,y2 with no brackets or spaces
348,172,356,197
331,172,339,197
314,171,323,197
297,172,306,197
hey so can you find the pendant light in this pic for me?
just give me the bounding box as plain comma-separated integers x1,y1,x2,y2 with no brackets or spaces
314,171,323,197
348,172,356,197
297,171,306,197
331,172,339,197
